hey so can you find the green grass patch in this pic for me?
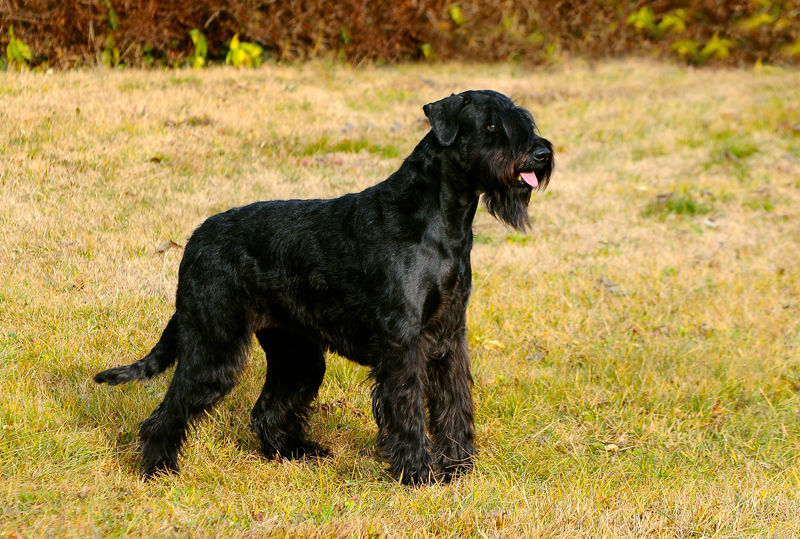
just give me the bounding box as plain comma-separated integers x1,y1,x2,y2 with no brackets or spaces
167,75,202,87
631,142,667,161
719,137,759,160
119,80,148,92
301,135,400,159
642,192,713,219
743,194,775,212
345,88,419,112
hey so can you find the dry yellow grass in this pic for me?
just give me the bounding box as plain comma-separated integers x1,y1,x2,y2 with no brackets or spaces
1,59,800,537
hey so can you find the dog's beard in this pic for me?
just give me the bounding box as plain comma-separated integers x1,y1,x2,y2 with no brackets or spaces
482,184,532,232
479,147,548,233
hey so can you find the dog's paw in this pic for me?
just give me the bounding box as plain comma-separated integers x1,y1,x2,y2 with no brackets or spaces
289,440,332,460
141,458,179,480
436,464,471,484
396,466,435,487
390,455,436,486
435,447,474,482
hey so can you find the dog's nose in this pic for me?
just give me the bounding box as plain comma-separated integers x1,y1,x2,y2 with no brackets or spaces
533,147,551,161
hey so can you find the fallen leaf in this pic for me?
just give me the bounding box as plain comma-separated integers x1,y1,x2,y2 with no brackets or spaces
486,509,508,528
711,400,724,419
155,239,182,254
72,272,90,290
484,340,505,350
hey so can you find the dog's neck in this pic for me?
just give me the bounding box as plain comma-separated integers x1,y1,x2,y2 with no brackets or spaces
381,133,479,248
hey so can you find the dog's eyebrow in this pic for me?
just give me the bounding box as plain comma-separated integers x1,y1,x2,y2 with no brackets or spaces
497,107,538,143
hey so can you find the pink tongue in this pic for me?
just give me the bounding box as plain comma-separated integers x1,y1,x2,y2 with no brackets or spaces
520,171,538,188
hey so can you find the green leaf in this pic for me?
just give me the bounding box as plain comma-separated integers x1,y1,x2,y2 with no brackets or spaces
739,14,775,31
232,48,246,67
225,35,264,68
102,35,115,66
671,39,698,57
449,5,465,26
782,40,800,57
655,10,687,37
100,0,119,31
226,34,239,66
627,7,655,32
420,43,432,60
697,33,734,62
189,29,208,68
239,42,263,58
6,25,32,67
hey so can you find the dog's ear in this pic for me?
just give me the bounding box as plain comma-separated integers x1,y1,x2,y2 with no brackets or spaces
423,93,464,147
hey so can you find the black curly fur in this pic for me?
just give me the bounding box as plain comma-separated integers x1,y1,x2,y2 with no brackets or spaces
94,90,554,485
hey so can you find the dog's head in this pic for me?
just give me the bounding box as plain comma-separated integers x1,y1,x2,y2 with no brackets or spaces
423,90,554,232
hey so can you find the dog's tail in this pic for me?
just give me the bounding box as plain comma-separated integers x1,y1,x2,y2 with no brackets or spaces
94,315,179,385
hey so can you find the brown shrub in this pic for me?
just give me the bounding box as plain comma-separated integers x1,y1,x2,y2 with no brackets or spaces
0,0,798,68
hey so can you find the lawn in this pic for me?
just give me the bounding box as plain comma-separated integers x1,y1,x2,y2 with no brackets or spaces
1,59,799,537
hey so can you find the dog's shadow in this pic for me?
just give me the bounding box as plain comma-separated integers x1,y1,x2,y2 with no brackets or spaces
62,357,377,477
230,361,379,461
49,360,161,472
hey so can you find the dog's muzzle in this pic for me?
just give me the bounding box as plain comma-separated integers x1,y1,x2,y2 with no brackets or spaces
516,146,552,189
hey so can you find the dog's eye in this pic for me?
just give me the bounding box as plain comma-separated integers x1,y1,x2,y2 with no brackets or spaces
487,125,497,132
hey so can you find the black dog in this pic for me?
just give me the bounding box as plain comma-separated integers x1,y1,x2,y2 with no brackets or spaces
94,90,553,485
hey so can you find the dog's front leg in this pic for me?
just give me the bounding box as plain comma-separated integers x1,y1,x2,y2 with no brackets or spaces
426,327,475,481
371,352,434,485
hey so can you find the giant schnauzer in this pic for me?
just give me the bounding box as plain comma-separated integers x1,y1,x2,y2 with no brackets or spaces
94,90,554,485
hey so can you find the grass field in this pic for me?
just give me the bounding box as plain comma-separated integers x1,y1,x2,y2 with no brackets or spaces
2,59,800,537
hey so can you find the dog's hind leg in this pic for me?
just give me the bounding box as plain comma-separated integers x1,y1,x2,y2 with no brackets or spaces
426,328,475,482
250,329,329,460
138,325,248,477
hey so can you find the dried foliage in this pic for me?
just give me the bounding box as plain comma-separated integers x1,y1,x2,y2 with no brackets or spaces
0,0,798,67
